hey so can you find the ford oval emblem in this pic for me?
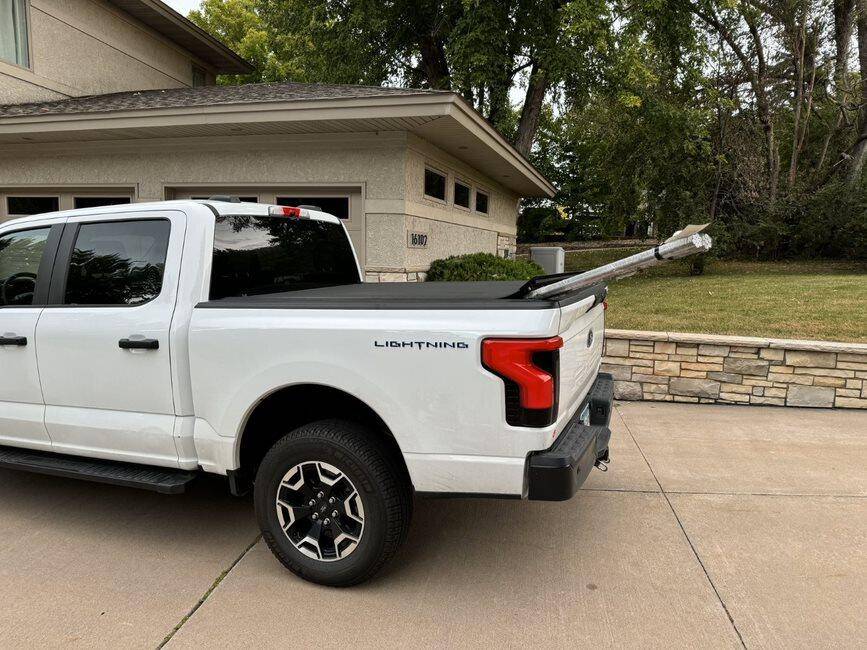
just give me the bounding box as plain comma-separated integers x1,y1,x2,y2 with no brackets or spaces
587,330,594,347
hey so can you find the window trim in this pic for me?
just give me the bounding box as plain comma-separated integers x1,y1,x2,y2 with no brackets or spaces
453,178,472,211
47,218,172,309
0,223,63,308
0,0,32,70
423,166,448,204
474,188,491,215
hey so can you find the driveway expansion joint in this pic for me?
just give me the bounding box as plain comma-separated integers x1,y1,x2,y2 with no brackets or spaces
615,405,749,649
157,534,262,649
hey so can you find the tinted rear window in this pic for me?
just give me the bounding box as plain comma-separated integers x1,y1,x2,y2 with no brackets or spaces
210,216,359,300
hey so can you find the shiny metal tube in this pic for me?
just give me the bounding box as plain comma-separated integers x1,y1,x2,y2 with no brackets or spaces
526,233,713,300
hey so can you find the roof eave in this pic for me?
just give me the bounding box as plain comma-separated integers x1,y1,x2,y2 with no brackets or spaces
0,93,555,197
445,95,555,198
107,0,254,75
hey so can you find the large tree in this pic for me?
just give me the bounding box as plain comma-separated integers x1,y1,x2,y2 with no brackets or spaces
191,0,611,156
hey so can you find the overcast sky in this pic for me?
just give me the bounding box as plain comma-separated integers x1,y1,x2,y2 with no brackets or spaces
164,0,200,16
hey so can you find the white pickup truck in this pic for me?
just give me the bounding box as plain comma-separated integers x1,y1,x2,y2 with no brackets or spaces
0,200,612,586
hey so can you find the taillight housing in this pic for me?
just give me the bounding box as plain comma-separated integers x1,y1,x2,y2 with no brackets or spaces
482,336,563,427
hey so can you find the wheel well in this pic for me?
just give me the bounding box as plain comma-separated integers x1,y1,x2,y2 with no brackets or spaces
236,384,410,492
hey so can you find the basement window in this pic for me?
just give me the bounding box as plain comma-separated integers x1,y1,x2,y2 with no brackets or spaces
424,168,446,202
0,0,29,67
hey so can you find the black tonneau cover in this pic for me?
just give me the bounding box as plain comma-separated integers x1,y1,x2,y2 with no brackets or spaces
197,281,606,311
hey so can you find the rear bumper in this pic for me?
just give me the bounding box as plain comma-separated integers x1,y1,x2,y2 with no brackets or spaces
526,372,613,501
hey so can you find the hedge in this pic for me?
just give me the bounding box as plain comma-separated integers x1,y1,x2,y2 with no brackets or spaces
426,253,543,281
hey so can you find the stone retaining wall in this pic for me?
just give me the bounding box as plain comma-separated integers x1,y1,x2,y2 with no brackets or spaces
602,330,867,409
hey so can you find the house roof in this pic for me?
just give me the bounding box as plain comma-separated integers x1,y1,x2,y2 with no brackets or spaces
0,83,555,197
0,83,441,117
107,0,254,75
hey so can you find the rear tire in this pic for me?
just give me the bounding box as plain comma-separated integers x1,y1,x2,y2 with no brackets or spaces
254,419,412,587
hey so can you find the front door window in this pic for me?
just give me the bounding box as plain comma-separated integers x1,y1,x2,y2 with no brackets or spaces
0,227,49,306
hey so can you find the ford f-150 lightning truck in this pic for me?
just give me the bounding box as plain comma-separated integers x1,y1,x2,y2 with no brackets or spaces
0,200,612,586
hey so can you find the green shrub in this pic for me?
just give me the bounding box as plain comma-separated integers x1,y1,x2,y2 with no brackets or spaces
426,253,544,281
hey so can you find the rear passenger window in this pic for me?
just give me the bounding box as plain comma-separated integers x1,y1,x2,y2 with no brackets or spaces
63,220,170,306
0,228,49,306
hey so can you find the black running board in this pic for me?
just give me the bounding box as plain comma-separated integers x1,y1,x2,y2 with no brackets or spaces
0,445,197,494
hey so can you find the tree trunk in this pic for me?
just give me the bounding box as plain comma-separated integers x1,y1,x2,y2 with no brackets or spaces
818,0,856,171
757,94,780,202
418,34,451,90
787,6,809,188
514,63,548,157
848,0,867,183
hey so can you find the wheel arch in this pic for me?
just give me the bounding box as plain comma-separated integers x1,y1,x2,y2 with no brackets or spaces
233,383,412,494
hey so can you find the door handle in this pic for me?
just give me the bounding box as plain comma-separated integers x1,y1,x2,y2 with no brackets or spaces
0,335,27,347
119,338,159,350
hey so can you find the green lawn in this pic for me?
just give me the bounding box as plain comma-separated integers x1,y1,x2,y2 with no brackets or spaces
563,249,867,343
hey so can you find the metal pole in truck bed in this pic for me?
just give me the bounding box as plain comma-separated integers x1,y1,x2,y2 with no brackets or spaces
525,225,713,300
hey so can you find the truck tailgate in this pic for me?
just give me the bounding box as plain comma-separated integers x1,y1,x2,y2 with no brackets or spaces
557,297,605,424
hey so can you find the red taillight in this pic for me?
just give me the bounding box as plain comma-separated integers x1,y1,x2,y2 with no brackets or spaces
482,337,563,410
268,205,302,217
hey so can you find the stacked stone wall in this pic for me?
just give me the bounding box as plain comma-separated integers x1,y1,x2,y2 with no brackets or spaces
603,330,867,409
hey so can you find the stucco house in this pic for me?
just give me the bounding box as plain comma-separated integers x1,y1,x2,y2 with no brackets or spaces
0,0,554,280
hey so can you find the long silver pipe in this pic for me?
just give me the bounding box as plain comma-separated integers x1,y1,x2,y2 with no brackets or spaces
526,233,713,300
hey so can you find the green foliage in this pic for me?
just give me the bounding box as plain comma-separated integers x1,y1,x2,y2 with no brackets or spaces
516,206,562,242
188,0,297,84
426,253,543,281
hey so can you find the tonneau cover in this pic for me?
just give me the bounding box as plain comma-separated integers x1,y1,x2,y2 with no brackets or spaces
197,281,606,311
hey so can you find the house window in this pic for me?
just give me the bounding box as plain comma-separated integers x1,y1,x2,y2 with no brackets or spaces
0,0,29,67
73,197,132,210
454,180,470,209
7,196,59,216
424,168,446,202
277,196,350,220
192,65,206,87
475,190,489,214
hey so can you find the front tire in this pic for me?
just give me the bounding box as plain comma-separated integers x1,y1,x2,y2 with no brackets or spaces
254,419,412,587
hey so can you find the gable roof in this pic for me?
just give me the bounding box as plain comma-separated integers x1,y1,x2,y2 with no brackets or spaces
108,0,254,75
0,83,555,197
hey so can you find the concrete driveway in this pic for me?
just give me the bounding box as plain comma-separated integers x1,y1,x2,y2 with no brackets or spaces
1,402,864,649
